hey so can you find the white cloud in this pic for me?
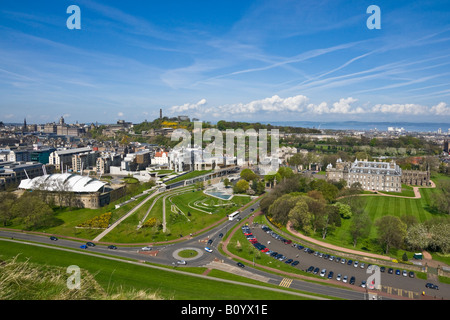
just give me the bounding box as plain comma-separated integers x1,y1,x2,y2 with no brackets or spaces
371,103,428,115
170,98,207,113
118,112,124,117
430,102,450,115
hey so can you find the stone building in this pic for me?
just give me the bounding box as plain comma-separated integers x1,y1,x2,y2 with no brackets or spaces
326,159,402,192
401,170,430,186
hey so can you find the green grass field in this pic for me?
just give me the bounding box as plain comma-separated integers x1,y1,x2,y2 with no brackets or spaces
0,241,310,300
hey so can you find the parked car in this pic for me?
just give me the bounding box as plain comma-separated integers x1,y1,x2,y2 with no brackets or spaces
307,266,315,273
291,260,299,266
425,283,439,290
360,263,365,269
360,280,367,288
320,269,326,277
388,268,393,274
347,260,353,265
409,271,415,278
313,267,320,274
395,269,401,275
336,274,342,281
402,270,408,277
327,271,334,279
342,275,348,283
350,276,356,285
354,261,359,268
341,258,346,264
285,259,293,264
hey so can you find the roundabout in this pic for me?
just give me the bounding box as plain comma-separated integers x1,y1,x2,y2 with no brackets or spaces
172,247,204,261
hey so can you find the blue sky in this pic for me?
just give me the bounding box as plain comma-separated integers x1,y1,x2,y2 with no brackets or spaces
0,0,450,125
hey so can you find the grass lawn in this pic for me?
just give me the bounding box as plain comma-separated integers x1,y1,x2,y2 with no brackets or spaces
0,241,304,300
165,170,212,185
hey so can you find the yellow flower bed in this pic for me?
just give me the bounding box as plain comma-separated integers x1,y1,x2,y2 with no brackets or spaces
77,212,112,229
142,217,158,228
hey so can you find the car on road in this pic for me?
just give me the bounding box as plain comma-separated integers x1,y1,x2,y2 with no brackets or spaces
219,233,223,238
79,245,87,249
425,283,439,290
204,247,213,253
141,246,152,251
86,242,95,247
177,260,187,265
350,276,356,285
207,239,213,245
107,245,117,250
50,236,58,241
237,262,245,268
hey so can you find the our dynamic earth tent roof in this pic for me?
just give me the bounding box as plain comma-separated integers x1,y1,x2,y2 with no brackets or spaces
18,173,108,193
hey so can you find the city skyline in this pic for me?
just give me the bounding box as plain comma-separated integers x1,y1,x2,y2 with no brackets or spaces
1,0,450,124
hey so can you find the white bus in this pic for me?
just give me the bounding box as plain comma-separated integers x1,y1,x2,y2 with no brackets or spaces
228,211,240,221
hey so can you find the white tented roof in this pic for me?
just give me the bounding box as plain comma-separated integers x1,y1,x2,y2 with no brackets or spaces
18,173,108,193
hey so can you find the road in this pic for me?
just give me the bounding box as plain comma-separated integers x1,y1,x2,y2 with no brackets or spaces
1,199,448,300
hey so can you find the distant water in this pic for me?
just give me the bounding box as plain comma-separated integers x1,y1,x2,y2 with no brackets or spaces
266,121,450,133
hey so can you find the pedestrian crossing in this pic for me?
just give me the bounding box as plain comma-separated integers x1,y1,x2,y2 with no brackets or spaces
279,278,293,288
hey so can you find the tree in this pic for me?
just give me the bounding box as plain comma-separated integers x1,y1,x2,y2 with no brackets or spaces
223,178,231,188
234,180,249,193
431,180,450,215
268,194,301,225
277,167,294,180
375,216,407,254
405,223,430,252
0,192,17,226
333,202,352,219
12,193,54,230
349,211,371,247
240,168,257,181
288,199,313,234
